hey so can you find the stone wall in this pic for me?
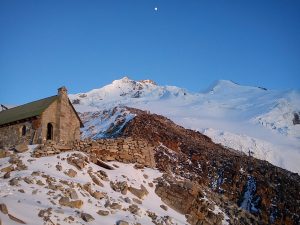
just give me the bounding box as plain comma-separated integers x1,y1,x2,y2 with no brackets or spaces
74,138,156,168
0,119,39,148
41,100,58,142
55,87,81,144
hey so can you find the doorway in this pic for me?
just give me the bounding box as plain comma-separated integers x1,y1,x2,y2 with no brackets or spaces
46,123,53,140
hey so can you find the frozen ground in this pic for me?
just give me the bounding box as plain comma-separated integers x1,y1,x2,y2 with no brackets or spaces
0,146,190,225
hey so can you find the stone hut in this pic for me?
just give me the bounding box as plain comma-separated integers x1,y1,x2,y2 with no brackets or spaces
0,87,83,148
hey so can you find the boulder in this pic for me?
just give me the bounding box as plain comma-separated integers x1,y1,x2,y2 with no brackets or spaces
128,185,148,199
160,204,168,211
58,197,83,209
117,220,129,225
0,203,8,214
92,191,105,200
4,172,10,179
56,164,62,171
14,144,28,153
65,169,77,178
128,204,140,215
1,165,14,173
81,213,94,222
110,203,122,210
97,210,109,216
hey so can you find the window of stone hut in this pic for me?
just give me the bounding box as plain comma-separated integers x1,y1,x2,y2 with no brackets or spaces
21,125,26,136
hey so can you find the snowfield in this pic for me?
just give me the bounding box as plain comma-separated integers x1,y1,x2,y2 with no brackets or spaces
0,147,190,225
69,77,300,174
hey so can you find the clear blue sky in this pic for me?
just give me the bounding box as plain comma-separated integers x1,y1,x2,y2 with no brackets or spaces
1,0,300,104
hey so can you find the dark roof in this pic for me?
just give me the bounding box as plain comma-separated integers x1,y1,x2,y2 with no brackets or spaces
0,95,58,126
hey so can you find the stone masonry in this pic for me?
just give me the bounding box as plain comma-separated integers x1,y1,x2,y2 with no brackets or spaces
75,138,156,168
0,87,82,148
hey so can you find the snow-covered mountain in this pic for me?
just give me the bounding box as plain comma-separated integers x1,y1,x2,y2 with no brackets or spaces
69,77,300,174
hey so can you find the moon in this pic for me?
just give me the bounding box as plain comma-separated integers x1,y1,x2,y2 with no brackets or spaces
154,7,158,11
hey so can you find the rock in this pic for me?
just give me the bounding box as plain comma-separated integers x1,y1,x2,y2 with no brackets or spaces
128,185,148,199
23,177,34,184
56,164,62,171
0,203,8,214
97,210,109,216
1,165,14,173
15,162,27,171
81,212,95,222
36,180,45,186
83,182,93,195
8,214,26,224
134,164,144,169
98,170,108,179
68,200,83,209
58,197,83,209
18,189,25,193
92,191,105,200
110,181,128,194
38,209,45,217
4,172,10,179
14,143,28,153
132,198,142,205
117,220,129,225
58,197,69,206
68,189,78,200
143,174,149,179
31,171,40,176
110,202,122,210
95,160,114,170
67,153,88,170
128,204,140,215
65,169,77,178
0,149,11,158
9,177,19,186
89,173,103,186
160,204,168,211
124,197,131,203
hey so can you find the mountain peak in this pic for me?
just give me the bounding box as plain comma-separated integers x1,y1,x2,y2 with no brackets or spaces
139,79,157,85
212,79,239,88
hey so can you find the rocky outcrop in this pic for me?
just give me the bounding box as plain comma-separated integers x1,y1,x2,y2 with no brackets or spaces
116,109,300,225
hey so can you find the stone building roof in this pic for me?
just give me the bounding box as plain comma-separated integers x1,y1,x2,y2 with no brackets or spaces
0,95,83,127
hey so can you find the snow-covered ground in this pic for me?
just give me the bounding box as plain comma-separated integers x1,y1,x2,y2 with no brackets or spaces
0,146,188,225
69,77,300,174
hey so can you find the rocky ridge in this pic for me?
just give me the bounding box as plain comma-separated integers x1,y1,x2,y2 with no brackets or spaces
117,109,300,225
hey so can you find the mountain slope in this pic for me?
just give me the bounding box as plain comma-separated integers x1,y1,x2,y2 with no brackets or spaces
0,147,188,225
69,77,300,174
78,110,300,224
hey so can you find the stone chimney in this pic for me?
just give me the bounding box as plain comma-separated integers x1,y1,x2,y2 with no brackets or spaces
56,86,68,143
58,86,68,97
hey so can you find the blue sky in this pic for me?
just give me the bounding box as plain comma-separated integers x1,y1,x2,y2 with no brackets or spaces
1,0,300,104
